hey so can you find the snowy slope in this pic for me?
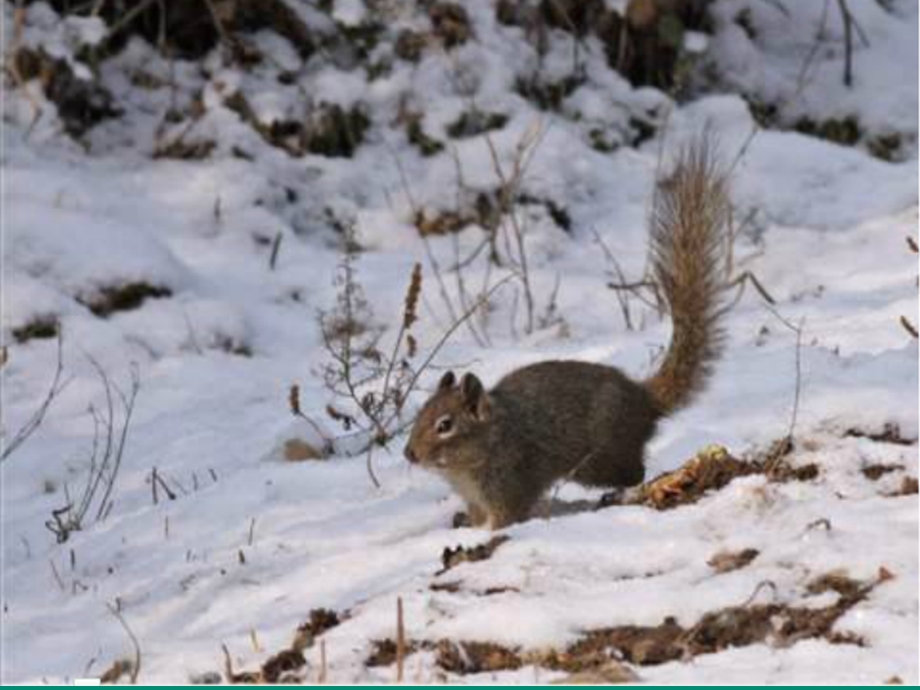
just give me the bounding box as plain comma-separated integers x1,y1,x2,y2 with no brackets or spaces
2,0,917,684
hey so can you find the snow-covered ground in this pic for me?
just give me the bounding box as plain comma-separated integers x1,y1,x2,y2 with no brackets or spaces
2,0,917,684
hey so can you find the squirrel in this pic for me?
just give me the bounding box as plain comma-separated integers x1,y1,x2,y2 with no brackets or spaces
403,138,730,529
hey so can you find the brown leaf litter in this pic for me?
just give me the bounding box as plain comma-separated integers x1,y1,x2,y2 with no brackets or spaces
845,423,916,446
602,444,819,512
291,608,344,651
862,463,906,481
707,548,760,574
219,608,345,684
885,476,919,497
366,569,892,677
437,535,511,575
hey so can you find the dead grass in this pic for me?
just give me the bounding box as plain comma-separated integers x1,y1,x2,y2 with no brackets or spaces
367,568,890,677
79,282,172,318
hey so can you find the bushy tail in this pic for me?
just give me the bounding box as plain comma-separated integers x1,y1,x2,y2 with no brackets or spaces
644,138,730,415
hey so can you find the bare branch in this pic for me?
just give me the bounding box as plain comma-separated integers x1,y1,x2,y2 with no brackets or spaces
45,359,140,542
396,597,406,683
2,330,69,462
837,0,854,87
764,307,805,474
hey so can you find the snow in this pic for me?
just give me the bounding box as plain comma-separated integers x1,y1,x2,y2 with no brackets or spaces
1,0,917,684
706,0,919,149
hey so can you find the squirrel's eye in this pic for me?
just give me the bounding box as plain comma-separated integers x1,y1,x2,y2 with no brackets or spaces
435,416,453,435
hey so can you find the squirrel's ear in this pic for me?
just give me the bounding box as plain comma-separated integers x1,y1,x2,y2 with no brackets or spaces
438,370,456,391
460,373,490,420
460,373,482,401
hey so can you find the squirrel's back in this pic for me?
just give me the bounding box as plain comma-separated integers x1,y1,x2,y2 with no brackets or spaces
492,360,658,488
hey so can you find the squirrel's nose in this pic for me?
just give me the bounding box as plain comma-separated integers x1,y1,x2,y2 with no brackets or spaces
404,446,418,464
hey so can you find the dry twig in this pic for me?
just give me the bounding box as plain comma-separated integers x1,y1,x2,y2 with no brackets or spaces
396,597,406,683
483,122,547,335
2,331,69,462
836,0,854,87
106,602,141,684
764,307,805,474
45,361,140,543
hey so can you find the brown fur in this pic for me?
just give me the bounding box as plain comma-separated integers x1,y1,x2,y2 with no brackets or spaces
404,139,730,529
644,138,729,413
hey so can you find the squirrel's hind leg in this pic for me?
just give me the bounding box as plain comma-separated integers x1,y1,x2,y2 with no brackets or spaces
468,503,488,526
483,500,535,530
573,448,646,488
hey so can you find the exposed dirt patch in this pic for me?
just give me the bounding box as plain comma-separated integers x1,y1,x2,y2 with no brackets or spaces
12,315,60,343
79,282,172,317
517,193,572,232
553,659,642,685
446,109,509,139
771,461,820,482
219,607,345,683
394,29,428,62
367,569,890,677
411,187,570,239
429,581,520,596
885,476,919,497
405,116,445,157
437,535,511,576
13,47,120,138
514,73,584,113
225,93,369,158
292,608,344,650
566,617,685,666
707,548,759,574
554,659,640,683
304,104,370,158
153,138,217,161
57,0,315,61
414,208,477,237
846,423,917,446
259,648,306,684
365,638,419,668
567,570,887,669
429,2,473,48
747,101,912,163
429,581,462,593
435,639,523,674
862,463,905,481
496,0,709,91
795,115,861,148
